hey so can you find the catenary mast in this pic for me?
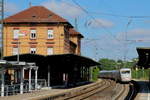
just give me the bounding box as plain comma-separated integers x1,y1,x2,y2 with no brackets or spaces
0,0,4,59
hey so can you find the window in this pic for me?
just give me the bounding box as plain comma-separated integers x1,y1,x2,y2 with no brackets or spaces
12,47,18,55
47,47,53,55
30,30,36,39
47,30,54,39
30,48,36,54
121,71,130,74
13,29,19,39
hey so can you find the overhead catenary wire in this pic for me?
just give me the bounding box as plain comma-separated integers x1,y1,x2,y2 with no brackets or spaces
71,0,150,60
70,0,127,59
0,0,4,59
71,0,121,43
88,11,150,18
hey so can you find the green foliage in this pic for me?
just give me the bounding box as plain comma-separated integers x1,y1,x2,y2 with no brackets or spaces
91,67,100,81
124,59,137,68
132,69,150,80
98,58,138,70
98,58,117,70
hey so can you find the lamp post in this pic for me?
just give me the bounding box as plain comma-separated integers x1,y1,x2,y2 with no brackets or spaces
17,37,20,63
0,0,4,59
17,31,27,63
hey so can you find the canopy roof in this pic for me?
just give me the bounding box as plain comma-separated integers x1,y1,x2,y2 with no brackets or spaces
4,54,100,68
46,54,100,67
0,60,37,70
137,47,150,68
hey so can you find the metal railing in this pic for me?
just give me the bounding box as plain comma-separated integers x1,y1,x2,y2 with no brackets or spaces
0,79,47,96
24,79,47,90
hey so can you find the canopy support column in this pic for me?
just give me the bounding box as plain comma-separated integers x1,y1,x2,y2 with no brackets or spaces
48,65,51,88
1,69,5,97
35,67,38,90
20,68,24,94
29,68,32,91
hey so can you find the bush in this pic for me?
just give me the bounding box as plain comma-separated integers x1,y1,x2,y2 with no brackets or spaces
91,67,100,81
132,69,150,80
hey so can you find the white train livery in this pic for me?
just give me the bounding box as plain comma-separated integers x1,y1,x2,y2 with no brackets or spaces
99,68,131,82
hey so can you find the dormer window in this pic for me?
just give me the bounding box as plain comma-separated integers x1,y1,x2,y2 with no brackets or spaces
48,14,52,18
32,15,36,18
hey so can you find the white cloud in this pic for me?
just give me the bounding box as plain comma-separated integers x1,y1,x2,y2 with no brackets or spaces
41,0,84,18
129,29,150,35
4,2,20,14
86,18,114,28
144,20,150,23
117,28,150,41
82,34,124,60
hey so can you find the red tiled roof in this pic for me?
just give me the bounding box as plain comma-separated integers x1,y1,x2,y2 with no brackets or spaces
69,28,84,38
4,6,72,26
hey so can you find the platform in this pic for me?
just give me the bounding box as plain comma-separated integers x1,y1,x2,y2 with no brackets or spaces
0,79,102,100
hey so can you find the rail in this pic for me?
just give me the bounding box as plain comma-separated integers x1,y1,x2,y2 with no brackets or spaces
63,80,109,100
34,79,115,100
125,80,139,100
114,84,127,100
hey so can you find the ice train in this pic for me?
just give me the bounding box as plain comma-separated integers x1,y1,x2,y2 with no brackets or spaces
99,68,131,82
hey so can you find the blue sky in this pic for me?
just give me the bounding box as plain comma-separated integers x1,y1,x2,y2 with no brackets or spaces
5,0,150,61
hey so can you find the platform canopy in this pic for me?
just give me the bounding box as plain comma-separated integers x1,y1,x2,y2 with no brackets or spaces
46,54,100,67
137,47,150,69
4,54,100,86
4,54,100,67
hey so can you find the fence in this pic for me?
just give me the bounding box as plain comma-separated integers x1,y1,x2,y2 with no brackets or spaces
0,79,47,96
24,79,47,90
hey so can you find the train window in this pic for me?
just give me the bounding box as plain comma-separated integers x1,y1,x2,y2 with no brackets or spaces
121,71,130,74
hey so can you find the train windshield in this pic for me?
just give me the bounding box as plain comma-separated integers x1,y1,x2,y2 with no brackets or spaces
121,71,130,74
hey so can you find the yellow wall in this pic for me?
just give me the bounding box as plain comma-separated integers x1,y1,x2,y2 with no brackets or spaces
3,24,71,56
70,36,81,55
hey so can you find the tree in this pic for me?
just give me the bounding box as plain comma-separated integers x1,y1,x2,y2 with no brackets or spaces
117,59,124,69
98,58,117,70
91,66,100,81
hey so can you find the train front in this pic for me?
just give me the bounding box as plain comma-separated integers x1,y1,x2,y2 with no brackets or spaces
120,68,132,82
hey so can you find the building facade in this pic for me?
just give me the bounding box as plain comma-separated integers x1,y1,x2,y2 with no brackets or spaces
3,6,83,57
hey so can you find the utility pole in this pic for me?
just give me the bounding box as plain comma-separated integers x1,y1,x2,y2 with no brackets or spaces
123,19,132,67
0,0,4,59
29,1,32,8
74,17,78,31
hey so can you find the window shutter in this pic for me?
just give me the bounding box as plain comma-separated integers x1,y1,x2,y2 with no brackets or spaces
13,30,19,39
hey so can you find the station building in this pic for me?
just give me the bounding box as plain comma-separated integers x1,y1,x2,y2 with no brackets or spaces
2,6,99,92
3,6,83,57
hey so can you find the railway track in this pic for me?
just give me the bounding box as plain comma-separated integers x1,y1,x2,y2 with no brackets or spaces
60,79,117,100
114,84,129,100
124,81,137,100
36,79,132,100
62,80,133,100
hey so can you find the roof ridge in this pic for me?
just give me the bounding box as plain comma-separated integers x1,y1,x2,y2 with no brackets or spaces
4,6,72,27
